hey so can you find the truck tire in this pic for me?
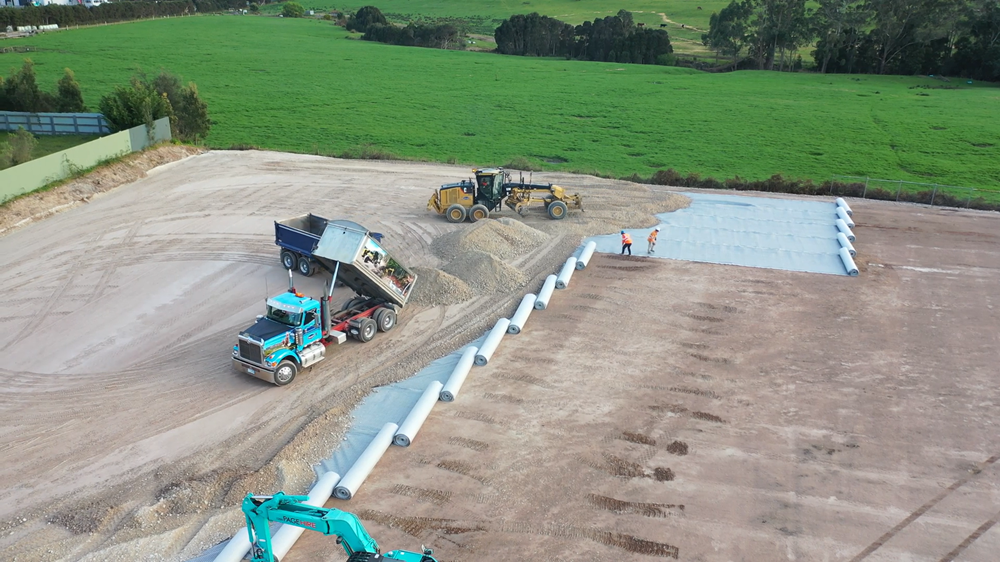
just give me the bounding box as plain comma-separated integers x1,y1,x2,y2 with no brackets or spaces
445,204,467,223
469,204,490,222
374,308,396,332
296,255,315,277
547,200,568,220
280,250,296,270
343,297,366,312
274,361,297,386
356,318,377,342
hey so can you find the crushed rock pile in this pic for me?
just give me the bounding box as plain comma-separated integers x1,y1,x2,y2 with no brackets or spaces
442,250,527,295
432,218,549,262
409,267,475,306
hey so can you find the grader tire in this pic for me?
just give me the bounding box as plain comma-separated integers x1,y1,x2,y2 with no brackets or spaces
469,204,490,222
547,200,568,220
445,204,467,223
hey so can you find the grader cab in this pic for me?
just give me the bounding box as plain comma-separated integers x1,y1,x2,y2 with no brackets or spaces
427,167,582,223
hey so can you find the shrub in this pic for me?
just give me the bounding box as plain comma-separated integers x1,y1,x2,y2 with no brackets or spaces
346,5,387,33
152,71,212,142
502,156,541,171
282,2,304,18
99,75,173,132
56,68,87,112
248,3,259,12
6,127,38,166
1,59,56,113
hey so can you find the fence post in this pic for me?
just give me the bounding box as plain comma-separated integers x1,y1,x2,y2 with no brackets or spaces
930,184,938,206
863,177,869,199
896,180,903,201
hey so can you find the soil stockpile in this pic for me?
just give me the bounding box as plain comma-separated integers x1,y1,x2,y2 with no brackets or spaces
408,267,475,305
441,250,527,295
431,217,549,262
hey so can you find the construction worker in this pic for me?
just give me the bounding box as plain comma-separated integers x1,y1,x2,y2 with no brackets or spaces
620,230,632,256
647,227,660,254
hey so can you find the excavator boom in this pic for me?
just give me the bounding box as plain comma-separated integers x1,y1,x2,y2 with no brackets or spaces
242,493,436,562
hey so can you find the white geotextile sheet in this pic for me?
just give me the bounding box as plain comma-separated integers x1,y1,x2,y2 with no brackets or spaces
588,192,851,276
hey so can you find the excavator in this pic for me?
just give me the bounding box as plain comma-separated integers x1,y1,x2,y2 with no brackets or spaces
242,492,438,562
427,167,583,223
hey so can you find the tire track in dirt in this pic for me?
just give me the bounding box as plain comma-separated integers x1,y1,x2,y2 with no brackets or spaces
849,453,999,561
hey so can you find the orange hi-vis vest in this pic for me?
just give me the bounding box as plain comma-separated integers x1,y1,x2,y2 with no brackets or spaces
622,233,632,244
648,231,658,243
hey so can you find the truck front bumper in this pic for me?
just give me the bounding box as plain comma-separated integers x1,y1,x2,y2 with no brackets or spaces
232,358,277,385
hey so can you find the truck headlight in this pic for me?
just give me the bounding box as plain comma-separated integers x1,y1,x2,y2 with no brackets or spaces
265,355,277,367
232,345,239,357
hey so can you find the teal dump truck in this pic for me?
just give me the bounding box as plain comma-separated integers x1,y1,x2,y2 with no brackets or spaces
232,220,416,385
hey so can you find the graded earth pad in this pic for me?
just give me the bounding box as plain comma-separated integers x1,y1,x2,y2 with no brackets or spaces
286,200,1000,562
0,151,686,562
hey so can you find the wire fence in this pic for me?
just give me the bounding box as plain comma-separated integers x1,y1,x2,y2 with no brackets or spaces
830,175,1000,210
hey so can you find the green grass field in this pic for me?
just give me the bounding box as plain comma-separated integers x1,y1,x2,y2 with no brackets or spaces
3,16,998,196
0,132,97,170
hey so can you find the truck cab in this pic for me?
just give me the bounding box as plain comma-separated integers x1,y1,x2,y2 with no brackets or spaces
234,290,329,386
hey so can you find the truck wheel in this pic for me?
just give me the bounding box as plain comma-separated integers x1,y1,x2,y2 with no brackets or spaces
296,256,314,277
357,318,377,342
280,250,296,270
547,200,568,220
469,204,490,222
445,204,467,223
374,308,396,332
343,297,366,311
274,361,297,386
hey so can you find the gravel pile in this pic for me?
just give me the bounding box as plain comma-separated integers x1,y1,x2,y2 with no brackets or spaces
409,267,475,305
442,250,527,295
432,218,549,262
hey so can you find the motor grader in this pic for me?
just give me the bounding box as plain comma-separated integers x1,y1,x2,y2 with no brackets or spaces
427,167,583,223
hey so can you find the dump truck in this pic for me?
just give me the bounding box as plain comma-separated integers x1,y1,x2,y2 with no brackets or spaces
427,167,583,223
233,219,416,386
275,214,383,277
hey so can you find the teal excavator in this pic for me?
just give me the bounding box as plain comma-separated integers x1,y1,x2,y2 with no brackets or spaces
242,492,438,562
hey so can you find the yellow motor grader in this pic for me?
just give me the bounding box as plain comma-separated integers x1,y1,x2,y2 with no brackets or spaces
427,167,583,223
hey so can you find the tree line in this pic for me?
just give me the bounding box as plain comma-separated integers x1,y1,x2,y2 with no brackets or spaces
346,6,464,50
0,0,247,29
494,10,674,65
0,59,211,142
703,0,1000,80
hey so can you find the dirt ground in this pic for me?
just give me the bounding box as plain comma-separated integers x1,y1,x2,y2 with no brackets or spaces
2,152,998,561
289,203,1000,561
0,151,684,562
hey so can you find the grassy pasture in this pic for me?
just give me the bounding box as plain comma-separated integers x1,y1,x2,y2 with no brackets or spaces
2,16,998,198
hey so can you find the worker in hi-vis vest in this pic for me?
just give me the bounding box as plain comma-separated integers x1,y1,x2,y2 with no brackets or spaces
647,227,660,254
621,230,632,256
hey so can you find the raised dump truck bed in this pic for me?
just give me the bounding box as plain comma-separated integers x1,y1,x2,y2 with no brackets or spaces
311,219,415,309
275,214,383,277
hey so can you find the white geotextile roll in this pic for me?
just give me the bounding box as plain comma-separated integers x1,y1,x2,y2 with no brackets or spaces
576,241,597,270
213,472,340,562
836,206,855,228
836,197,853,216
555,257,577,289
836,218,856,242
441,346,477,402
507,293,537,334
475,318,510,366
837,232,857,257
333,422,398,500
268,472,341,559
839,247,859,276
394,381,443,447
534,275,557,310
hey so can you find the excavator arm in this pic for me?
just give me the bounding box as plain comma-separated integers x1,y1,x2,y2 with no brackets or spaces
242,493,436,562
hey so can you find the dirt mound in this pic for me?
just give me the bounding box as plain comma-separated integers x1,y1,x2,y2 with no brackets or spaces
432,218,549,262
409,267,475,305
442,250,527,295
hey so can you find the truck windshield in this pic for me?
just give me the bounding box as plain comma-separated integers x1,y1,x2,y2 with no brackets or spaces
267,306,302,326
